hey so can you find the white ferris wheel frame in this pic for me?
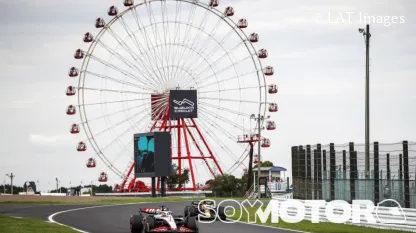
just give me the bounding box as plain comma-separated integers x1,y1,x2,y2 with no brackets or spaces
75,0,269,180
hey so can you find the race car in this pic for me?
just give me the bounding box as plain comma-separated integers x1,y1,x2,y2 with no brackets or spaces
130,206,198,233
184,200,226,221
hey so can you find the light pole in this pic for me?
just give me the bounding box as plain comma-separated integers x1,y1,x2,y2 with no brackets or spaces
358,24,371,178
250,113,270,197
55,177,59,193
6,173,15,195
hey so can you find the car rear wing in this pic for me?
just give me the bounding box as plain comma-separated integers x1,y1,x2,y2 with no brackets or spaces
140,208,161,214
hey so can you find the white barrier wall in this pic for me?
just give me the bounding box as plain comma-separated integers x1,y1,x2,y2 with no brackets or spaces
271,197,416,232
17,192,91,196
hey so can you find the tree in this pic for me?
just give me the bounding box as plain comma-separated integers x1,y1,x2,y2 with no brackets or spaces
253,160,274,169
211,174,247,197
167,164,190,190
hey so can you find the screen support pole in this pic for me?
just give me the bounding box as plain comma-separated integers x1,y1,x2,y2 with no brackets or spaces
160,176,167,197
151,177,156,197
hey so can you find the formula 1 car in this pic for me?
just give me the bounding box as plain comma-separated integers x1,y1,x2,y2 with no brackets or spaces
184,200,226,221
130,206,198,233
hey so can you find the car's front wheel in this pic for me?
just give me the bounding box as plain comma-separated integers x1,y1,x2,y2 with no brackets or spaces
217,206,226,220
130,215,144,233
145,216,155,233
184,216,198,232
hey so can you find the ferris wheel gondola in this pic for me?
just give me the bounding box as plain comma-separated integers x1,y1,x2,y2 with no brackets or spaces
66,0,278,191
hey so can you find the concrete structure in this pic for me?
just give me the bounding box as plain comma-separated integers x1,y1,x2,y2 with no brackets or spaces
258,166,287,182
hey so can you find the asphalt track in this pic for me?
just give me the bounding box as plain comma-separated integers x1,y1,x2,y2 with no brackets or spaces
1,201,302,233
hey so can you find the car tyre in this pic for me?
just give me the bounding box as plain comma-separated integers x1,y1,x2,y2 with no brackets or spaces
217,206,226,221
184,205,198,217
130,215,144,233
185,216,198,232
145,216,155,233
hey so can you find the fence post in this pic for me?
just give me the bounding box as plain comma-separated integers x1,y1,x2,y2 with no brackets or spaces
399,153,403,202
403,141,410,208
306,145,312,200
342,150,347,179
292,146,298,199
399,154,403,180
330,143,335,201
299,145,305,200
349,142,355,201
317,144,322,200
322,149,327,200
314,149,318,199
286,177,290,192
374,142,379,204
387,153,391,181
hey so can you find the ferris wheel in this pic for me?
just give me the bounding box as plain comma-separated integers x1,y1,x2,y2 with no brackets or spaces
66,0,278,192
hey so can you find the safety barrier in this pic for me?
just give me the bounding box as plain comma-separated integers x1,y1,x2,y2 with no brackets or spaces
271,198,416,232
95,190,212,196
259,182,288,193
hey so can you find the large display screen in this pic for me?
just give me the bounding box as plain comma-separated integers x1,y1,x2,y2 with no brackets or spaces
135,135,155,174
169,90,198,119
134,132,171,178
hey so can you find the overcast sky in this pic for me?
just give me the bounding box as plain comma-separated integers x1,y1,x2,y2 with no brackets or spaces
1,0,415,192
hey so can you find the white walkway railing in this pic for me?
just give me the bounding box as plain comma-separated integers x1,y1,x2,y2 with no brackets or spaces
271,198,416,232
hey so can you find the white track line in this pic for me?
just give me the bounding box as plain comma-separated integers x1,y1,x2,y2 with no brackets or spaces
48,203,141,233
233,220,309,233
47,201,187,232
48,200,306,233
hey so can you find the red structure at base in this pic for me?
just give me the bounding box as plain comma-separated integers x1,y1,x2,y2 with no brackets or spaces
115,93,224,192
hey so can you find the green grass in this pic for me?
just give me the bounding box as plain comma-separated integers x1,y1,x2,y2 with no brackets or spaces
227,206,410,233
0,215,77,233
0,197,270,205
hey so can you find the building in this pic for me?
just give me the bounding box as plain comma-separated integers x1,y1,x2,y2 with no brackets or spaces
257,166,287,182
23,181,37,193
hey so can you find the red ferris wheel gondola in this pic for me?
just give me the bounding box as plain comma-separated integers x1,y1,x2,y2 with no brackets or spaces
68,67,78,77
70,124,80,134
124,0,134,7
74,49,84,59
266,120,276,130
66,105,76,115
95,18,105,28
66,86,76,96
224,6,234,17
114,184,121,192
253,154,259,164
77,141,86,152
83,32,93,43
261,138,271,148
209,0,219,7
237,19,248,28
86,158,96,168
268,84,278,94
258,49,268,59
264,66,274,76
98,172,108,182
249,33,259,43
269,103,278,112
108,6,118,16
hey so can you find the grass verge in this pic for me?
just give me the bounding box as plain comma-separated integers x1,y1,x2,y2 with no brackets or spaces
0,215,77,233
227,206,410,233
